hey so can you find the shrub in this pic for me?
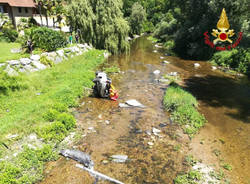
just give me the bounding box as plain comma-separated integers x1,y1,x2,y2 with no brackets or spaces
56,113,76,130
52,103,68,112
43,109,60,122
32,27,67,51
0,70,27,95
36,144,57,162
1,28,18,42
163,85,198,111
211,48,250,75
39,121,67,142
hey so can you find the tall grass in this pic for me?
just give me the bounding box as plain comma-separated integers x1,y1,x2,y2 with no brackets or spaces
163,83,206,136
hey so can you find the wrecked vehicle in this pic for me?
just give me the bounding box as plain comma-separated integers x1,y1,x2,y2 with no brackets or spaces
92,71,118,101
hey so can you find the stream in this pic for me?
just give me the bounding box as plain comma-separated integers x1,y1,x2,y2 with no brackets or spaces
40,36,250,184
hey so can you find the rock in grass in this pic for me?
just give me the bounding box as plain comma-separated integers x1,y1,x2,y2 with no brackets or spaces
4,65,18,76
111,155,128,163
30,55,40,61
125,99,145,108
7,60,19,66
32,61,47,70
20,58,32,65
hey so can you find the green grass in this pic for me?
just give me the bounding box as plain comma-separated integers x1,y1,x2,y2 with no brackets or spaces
163,84,198,111
0,49,105,184
163,83,206,136
0,42,29,63
0,49,105,141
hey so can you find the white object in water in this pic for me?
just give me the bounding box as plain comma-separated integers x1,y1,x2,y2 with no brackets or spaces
153,70,161,75
212,66,217,70
163,60,170,64
119,103,130,108
194,63,200,68
153,50,158,53
160,56,165,59
125,99,145,108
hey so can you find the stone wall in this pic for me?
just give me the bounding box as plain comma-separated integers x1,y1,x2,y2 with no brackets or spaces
0,43,108,76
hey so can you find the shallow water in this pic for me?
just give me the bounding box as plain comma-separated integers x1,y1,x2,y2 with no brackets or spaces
40,37,250,184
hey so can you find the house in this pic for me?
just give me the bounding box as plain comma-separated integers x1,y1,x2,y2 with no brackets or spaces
0,0,35,28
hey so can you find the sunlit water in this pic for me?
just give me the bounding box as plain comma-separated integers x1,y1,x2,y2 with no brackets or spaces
40,37,250,184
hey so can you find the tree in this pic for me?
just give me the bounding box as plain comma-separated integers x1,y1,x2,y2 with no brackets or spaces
129,2,146,35
66,0,130,54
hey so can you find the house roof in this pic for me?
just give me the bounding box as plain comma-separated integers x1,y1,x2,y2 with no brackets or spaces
0,0,35,7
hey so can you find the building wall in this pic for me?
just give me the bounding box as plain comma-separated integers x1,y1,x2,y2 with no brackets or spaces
11,7,33,26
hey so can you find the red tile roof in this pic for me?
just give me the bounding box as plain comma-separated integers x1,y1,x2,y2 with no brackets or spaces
0,0,35,7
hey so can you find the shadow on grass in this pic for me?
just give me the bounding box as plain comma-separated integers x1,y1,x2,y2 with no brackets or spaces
183,75,250,123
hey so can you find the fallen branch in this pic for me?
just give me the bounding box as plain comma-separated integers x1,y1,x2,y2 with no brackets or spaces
75,164,124,184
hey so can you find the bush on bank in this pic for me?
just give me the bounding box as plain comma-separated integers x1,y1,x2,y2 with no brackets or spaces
210,48,250,75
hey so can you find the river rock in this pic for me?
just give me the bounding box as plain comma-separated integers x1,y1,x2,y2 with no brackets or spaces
111,155,128,163
169,72,178,76
153,50,158,53
194,63,200,68
125,99,145,108
119,103,130,108
212,66,217,70
153,70,161,75
155,44,162,48
160,56,165,59
32,61,47,70
30,55,40,61
148,142,154,146
20,58,32,65
163,60,170,64
4,65,18,76
152,127,161,135
7,60,19,66
145,130,152,136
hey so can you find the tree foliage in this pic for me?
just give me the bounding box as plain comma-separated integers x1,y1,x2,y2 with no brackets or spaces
66,0,130,54
129,2,146,35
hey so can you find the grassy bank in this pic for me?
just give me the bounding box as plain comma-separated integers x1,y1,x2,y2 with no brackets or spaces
163,83,206,137
0,49,105,183
0,42,26,63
